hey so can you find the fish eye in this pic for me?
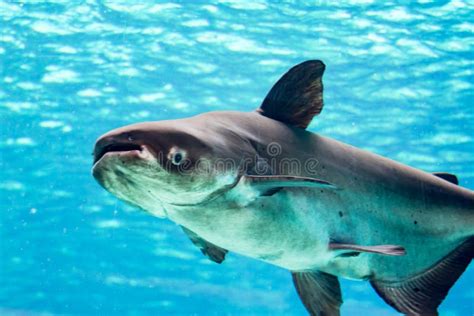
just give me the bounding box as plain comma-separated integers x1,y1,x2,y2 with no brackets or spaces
169,149,186,166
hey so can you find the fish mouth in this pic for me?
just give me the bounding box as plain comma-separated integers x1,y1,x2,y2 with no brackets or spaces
93,143,144,165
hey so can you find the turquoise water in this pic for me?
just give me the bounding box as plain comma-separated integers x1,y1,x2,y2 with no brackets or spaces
1,1,473,315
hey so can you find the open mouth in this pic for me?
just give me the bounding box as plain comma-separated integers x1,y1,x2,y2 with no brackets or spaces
93,143,143,165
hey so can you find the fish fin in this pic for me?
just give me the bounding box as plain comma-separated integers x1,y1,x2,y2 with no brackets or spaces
329,243,406,256
244,174,338,196
432,172,459,185
370,237,473,315
181,226,228,264
257,60,325,129
292,271,342,316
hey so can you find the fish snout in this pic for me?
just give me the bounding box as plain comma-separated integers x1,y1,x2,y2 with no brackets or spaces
92,125,164,169
91,132,156,186
92,133,144,165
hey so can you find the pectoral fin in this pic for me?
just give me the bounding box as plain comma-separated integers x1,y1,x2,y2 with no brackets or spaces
244,175,337,196
181,226,228,264
292,271,342,316
329,243,406,256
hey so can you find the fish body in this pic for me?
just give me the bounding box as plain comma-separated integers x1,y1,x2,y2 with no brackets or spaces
92,61,473,315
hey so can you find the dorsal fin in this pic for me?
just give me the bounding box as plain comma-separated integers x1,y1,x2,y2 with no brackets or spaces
257,60,325,129
433,172,459,185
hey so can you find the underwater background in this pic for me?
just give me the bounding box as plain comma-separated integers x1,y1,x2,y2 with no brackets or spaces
1,1,473,315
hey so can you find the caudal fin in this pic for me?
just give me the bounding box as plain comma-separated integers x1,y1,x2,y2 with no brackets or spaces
370,237,473,315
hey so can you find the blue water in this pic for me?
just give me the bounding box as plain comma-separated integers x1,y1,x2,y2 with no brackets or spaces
1,1,473,315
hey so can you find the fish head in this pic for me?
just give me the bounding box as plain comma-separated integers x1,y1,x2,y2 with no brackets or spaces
92,118,251,215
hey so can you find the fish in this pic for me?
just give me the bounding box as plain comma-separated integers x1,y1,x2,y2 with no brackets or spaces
92,60,474,316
